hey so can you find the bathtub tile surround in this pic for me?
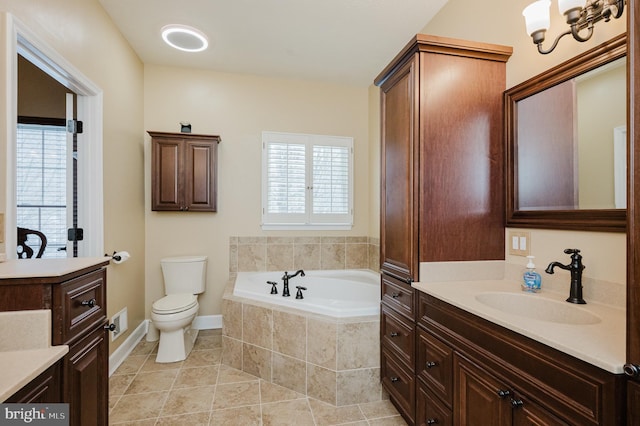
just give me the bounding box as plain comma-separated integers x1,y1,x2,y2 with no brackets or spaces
229,236,380,274
222,292,382,406
110,330,405,425
222,235,384,406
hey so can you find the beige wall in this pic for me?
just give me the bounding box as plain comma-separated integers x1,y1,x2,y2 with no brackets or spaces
0,0,630,346
143,65,370,316
0,1,146,354
18,56,67,119
418,0,627,283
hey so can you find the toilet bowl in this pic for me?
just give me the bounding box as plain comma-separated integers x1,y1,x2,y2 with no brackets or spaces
151,294,199,363
151,256,207,363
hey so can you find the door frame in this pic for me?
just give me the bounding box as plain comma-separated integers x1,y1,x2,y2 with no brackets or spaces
4,14,104,258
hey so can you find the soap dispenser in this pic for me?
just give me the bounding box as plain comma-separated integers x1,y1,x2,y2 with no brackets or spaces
522,255,542,293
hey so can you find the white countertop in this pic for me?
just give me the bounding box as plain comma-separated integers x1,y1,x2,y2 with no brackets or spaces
0,257,110,279
0,310,68,402
413,279,626,374
0,346,68,402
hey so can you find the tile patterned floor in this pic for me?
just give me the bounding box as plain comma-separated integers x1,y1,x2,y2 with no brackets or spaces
109,329,407,425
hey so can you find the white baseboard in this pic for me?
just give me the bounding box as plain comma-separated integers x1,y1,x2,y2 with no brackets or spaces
109,319,148,377
108,315,222,376
193,314,223,330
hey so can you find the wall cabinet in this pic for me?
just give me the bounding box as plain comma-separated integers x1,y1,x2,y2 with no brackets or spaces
0,259,110,426
149,131,221,212
376,34,512,424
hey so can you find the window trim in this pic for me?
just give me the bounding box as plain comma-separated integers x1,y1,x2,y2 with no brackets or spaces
261,131,354,230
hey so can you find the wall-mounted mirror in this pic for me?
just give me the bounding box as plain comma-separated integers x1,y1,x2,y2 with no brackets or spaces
505,34,626,232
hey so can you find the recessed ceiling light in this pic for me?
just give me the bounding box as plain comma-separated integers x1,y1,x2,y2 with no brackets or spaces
161,24,208,53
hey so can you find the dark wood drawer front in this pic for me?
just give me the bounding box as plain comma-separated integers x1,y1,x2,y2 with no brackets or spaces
417,326,453,408
381,305,415,369
54,268,106,345
417,381,453,426
381,274,415,320
381,347,415,425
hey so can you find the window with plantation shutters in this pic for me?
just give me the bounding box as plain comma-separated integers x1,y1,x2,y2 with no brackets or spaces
16,123,68,258
262,131,353,229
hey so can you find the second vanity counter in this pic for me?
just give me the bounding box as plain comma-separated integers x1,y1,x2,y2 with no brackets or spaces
413,279,625,374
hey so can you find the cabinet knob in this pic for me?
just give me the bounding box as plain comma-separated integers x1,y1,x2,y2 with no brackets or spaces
624,363,640,378
390,377,399,383
184,206,189,211
426,361,437,369
391,292,400,299
81,298,96,308
510,398,524,408
497,389,511,399
104,323,116,331
390,332,399,337
426,420,438,425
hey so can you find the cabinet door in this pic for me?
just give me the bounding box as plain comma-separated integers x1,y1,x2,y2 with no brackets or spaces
64,326,108,426
152,137,183,211
379,55,420,283
454,355,511,426
184,139,217,211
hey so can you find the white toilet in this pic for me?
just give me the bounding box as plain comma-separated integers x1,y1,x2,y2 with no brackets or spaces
151,255,207,363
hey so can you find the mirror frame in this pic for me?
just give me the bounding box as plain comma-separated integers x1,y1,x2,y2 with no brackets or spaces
505,33,627,232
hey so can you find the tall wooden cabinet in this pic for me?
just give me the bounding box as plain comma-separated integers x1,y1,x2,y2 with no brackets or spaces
0,259,110,426
149,131,221,212
376,35,512,425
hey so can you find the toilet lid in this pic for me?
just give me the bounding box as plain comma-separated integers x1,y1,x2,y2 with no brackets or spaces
153,294,198,313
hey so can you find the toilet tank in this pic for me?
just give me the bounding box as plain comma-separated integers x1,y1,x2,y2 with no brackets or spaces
161,255,207,295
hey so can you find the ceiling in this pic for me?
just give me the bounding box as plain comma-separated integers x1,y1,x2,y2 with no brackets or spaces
98,0,448,87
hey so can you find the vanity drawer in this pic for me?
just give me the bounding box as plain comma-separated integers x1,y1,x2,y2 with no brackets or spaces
53,268,106,345
417,326,453,408
381,347,415,425
381,304,415,369
417,380,453,426
381,274,415,320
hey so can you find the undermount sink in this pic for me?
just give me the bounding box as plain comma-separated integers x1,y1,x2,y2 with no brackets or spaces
474,292,602,325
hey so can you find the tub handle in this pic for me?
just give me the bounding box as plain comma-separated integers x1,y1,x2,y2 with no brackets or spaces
267,281,278,294
295,286,307,299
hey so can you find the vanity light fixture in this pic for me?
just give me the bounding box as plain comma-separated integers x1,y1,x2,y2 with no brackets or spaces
522,0,624,54
161,24,209,53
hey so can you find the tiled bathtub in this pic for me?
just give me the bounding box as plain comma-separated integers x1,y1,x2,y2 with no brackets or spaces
221,275,383,406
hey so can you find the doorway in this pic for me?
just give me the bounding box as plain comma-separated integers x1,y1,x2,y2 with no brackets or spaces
17,55,77,258
5,16,104,259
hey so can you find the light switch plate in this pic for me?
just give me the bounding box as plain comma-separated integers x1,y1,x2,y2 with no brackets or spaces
508,230,531,256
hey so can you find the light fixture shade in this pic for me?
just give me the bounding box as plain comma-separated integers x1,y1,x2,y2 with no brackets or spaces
161,24,209,52
523,1,552,36
558,0,587,15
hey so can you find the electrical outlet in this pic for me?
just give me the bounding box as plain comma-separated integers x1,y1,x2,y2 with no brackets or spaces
111,307,128,341
508,231,531,256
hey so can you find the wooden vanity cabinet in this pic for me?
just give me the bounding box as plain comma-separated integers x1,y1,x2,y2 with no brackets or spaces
376,34,512,425
0,260,110,426
418,292,626,426
149,131,220,212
